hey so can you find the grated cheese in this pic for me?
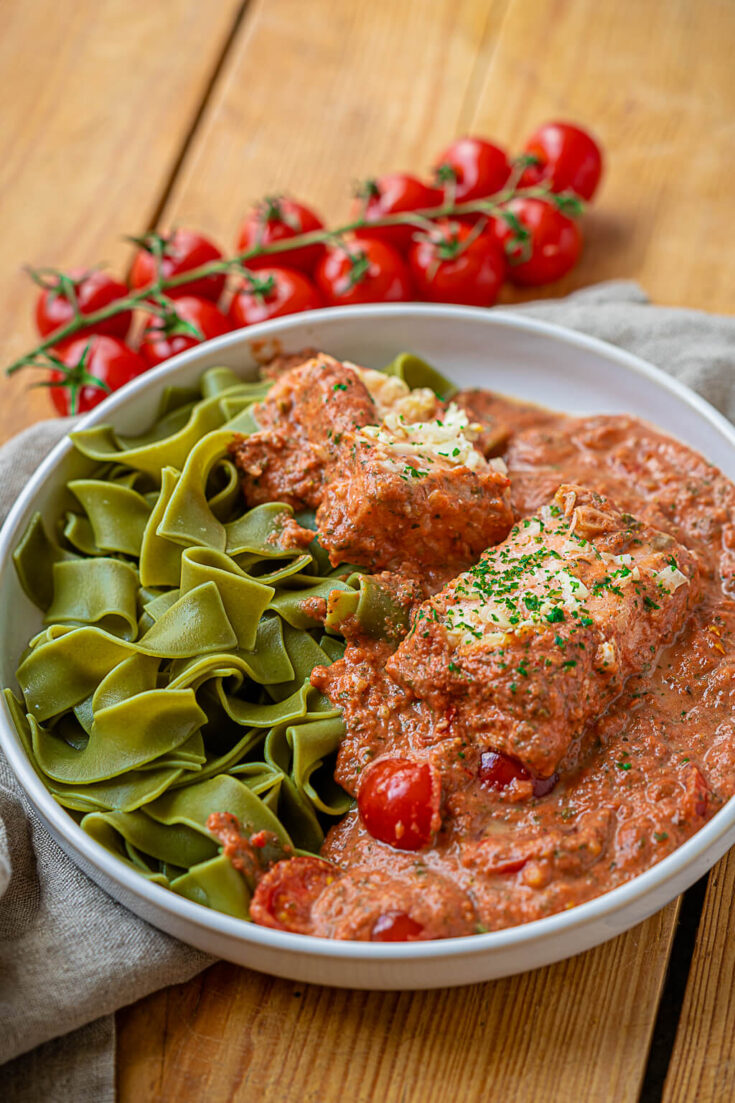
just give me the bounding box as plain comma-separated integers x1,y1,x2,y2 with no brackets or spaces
358,403,487,472
348,363,438,423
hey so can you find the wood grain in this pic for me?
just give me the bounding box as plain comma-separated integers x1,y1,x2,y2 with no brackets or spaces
471,0,735,311
163,0,512,240
662,851,735,1103
0,0,244,441
118,905,677,1103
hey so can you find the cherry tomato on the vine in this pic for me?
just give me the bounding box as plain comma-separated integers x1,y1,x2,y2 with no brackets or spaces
357,757,441,851
229,267,323,328
434,137,511,203
492,197,582,286
520,121,603,201
352,173,442,252
47,335,148,416
129,228,225,302
408,219,506,306
237,197,325,273
315,238,413,306
138,296,232,368
249,856,336,933
34,268,132,341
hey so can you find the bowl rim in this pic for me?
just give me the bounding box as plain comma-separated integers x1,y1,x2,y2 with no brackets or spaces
1,300,734,963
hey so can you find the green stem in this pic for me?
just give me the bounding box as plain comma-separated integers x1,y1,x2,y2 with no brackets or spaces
6,183,581,377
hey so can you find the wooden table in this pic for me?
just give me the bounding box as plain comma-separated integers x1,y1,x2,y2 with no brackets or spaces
1,1,733,1099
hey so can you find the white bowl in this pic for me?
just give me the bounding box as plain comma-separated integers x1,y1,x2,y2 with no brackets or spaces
1,304,733,990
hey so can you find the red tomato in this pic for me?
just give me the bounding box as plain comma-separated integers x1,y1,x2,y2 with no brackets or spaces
229,267,323,327
434,137,511,202
489,857,528,876
352,173,442,251
138,296,232,368
370,911,425,942
129,229,225,302
479,750,558,798
35,268,132,341
492,198,582,286
357,757,441,851
408,219,506,306
249,856,336,934
315,238,413,306
521,121,603,201
237,197,325,273
47,335,148,416
478,750,529,790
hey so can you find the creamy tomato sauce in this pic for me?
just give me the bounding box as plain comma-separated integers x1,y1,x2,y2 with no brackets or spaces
314,393,735,935
231,356,734,940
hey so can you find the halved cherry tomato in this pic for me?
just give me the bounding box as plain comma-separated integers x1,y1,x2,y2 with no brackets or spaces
479,750,558,798
35,268,132,341
488,857,528,876
47,335,148,416
249,856,337,934
370,911,425,942
237,197,325,273
521,121,603,201
408,219,505,306
229,267,323,327
138,295,232,368
315,238,413,306
129,228,225,302
479,750,529,790
492,197,582,286
357,757,441,851
434,137,511,202
352,173,442,251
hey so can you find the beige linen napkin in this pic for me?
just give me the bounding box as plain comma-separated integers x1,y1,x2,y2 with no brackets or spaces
0,282,733,1101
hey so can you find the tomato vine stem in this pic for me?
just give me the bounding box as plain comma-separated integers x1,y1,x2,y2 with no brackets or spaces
6,182,581,378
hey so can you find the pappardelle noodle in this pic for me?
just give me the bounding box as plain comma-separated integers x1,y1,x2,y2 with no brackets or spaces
4,354,450,921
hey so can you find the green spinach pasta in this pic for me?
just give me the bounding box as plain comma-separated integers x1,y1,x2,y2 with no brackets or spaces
5,353,450,922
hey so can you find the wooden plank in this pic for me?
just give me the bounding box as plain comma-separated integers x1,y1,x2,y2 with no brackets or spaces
0,0,244,441
117,906,677,1103
161,0,511,240
469,0,735,312
662,852,735,1102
